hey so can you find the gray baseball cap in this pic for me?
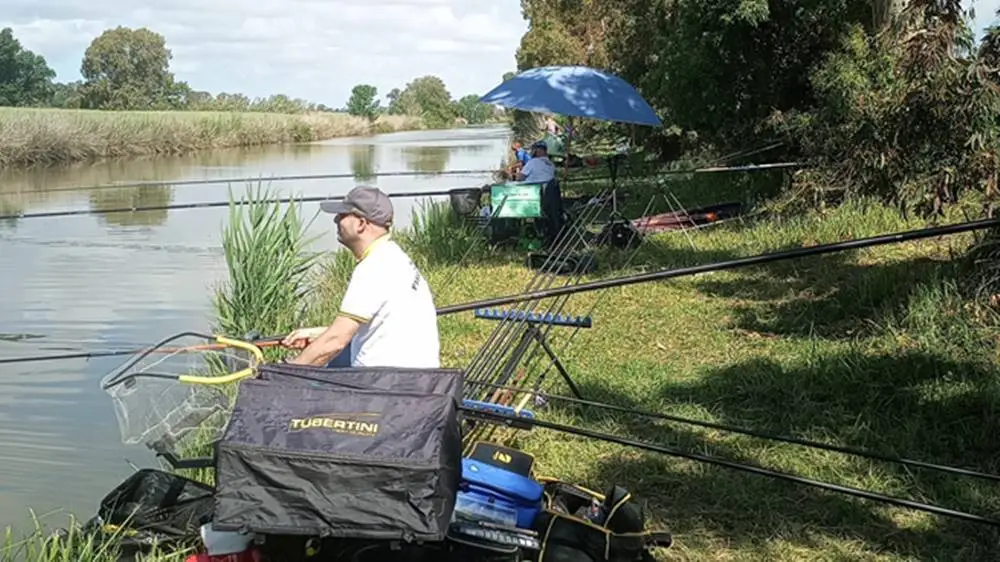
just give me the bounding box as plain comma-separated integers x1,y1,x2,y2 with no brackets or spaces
320,186,393,227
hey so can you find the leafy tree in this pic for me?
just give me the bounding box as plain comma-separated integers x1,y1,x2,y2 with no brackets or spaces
391,75,456,128
346,84,380,120
454,94,493,124
79,26,177,110
50,81,83,108
512,0,1000,219
385,88,403,113
0,27,56,106
783,2,1000,216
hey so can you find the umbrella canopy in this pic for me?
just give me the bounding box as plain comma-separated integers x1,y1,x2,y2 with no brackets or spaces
480,65,662,128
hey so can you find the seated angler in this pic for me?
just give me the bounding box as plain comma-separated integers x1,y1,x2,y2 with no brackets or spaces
281,185,441,369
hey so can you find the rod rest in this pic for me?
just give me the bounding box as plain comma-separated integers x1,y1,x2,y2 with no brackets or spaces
462,399,535,430
473,308,593,328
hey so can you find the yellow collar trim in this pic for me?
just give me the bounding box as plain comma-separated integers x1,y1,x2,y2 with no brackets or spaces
359,234,391,262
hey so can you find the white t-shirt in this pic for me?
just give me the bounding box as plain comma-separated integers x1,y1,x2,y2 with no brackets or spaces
339,236,440,368
521,156,556,184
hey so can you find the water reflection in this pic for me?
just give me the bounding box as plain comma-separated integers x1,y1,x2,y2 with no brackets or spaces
401,146,452,174
349,145,376,182
88,186,175,228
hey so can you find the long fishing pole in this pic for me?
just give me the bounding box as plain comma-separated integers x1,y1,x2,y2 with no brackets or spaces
17,161,801,198
461,378,1000,483
461,406,1000,528
0,333,286,365
20,169,504,196
0,186,479,221
437,216,1000,316
7,216,996,366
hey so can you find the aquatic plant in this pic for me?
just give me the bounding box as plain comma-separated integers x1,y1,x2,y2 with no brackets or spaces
212,182,323,352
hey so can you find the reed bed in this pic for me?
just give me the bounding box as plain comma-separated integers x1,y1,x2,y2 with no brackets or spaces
0,108,424,169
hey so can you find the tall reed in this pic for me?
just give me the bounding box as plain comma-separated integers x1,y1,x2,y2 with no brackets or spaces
212,183,323,350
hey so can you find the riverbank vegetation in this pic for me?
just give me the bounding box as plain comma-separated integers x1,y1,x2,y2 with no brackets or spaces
0,107,422,168
346,77,503,128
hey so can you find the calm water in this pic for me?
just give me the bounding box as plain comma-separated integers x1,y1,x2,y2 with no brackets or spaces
0,125,510,532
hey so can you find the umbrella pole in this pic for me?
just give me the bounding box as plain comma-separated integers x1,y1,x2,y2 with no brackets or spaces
563,117,573,179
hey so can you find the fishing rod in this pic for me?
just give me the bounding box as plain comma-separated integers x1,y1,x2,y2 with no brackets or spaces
0,186,480,221
462,406,1000,528
7,216,997,366
460,378,1000,483
0,333,286,365
22,168,504,196
18,160,801,198
437,216,1000,316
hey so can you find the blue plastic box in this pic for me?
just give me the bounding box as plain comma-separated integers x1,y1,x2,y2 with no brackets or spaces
456,458,544,529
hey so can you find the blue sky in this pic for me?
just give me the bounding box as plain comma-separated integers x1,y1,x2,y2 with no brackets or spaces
2,0,998,110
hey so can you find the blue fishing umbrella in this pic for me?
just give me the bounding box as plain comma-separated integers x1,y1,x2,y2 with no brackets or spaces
480,65,662,127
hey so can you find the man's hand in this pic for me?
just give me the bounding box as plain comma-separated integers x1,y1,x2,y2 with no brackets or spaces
281,326,327,350
282,316,362,366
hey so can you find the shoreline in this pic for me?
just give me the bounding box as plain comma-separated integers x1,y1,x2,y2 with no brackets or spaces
0,107,428,170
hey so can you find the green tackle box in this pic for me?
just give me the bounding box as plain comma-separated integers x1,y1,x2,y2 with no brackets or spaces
490,182,544,219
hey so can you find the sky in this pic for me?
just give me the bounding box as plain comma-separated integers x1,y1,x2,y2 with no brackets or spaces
2,0,1000,110
0,0,529,108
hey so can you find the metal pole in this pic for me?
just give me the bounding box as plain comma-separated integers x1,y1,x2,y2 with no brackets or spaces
0,187,473,221
461,407,1000,528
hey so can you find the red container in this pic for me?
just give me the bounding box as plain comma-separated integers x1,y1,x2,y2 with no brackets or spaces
184,549,263,562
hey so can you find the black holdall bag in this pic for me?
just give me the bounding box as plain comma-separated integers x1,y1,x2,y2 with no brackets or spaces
212,377,463,542
256,363,464,402
77,468,215,558
533,479,672,562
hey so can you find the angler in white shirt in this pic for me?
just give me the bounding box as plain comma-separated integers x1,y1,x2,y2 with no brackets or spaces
517,140,556,184
282,185,441,369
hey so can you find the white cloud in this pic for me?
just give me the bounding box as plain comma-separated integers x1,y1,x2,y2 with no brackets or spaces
1,0,528,107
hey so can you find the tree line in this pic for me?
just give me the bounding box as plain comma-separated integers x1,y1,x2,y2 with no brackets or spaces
0,25,499,125
514,0,1000,218
345,78,502,129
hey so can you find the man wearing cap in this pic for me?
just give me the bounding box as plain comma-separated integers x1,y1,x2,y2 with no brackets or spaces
280,186,440,368
517,141,556,184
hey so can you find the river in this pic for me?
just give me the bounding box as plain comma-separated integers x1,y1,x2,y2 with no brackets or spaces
0,125,511,534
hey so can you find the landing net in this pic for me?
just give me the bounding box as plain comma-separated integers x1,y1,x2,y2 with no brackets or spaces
99,332,264,459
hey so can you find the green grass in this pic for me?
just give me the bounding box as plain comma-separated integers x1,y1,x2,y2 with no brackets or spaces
11,172,1000,560
0,107,425,168
294,174,1000,560
1,511,190,562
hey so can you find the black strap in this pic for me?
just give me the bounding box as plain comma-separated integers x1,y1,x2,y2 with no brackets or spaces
645,531,673,548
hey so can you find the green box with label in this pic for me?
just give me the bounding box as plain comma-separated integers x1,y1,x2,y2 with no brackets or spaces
490,182,544,219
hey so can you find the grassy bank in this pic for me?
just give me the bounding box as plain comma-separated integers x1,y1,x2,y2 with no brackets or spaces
0,107,425,169
8,174,1000,560
306,186,1000,560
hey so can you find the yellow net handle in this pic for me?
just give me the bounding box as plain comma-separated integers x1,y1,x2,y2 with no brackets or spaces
177,335,265,385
